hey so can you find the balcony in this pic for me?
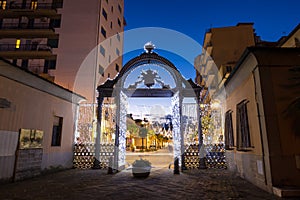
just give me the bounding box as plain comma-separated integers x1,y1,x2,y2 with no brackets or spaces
1,22,54,29
0,44,54,59
0,23,57,38
0,3,62,17
3,3,61,10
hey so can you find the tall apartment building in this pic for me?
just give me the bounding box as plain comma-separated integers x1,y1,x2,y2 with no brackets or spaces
195,23,257,99
0,0,125,143
0,0,124,102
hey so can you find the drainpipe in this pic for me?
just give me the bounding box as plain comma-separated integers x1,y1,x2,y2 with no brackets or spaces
252,66,267,186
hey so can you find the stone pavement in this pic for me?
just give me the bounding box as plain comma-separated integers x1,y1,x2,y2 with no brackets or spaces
0,166,296,200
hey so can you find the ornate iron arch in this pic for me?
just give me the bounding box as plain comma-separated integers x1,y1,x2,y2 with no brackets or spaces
95,43,205,172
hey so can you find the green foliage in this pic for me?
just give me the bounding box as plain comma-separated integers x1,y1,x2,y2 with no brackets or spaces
127,123,139,137
139,127,148,138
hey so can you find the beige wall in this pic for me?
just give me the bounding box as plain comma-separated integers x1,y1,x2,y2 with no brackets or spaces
280,29,300,47
225,54,267,190
0,61,83,169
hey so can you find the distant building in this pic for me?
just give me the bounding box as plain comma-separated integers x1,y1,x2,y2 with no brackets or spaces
0,59,84,182
194,23,257,99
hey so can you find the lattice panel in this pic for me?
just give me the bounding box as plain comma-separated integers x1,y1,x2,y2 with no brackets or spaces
99,144,114,169
73,143,115,169
184,144,200,169
183,144,227,169
73,143,95,169
206,151,227,169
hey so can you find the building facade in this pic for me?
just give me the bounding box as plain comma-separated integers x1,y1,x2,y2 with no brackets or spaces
0,0,124,101
194,23,257,98
0,59,84,182
224,46,300,197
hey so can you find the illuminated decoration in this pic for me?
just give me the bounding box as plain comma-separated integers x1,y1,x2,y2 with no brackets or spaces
171,91,182,164
96,43,203,171
118,91,127,167
144,41,155,53
128,69,170,89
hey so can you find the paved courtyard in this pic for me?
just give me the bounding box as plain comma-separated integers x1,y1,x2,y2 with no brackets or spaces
0,165,293,200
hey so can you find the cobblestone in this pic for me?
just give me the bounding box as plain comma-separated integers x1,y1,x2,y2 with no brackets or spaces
0,166,295,200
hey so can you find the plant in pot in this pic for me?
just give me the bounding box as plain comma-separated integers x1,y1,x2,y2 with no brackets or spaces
132,158,151,178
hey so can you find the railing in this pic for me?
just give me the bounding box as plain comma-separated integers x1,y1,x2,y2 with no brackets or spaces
1,3,61,10
1,23,53,30
0,44,51,51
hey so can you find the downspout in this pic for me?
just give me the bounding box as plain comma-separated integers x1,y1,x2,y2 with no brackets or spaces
252,65,267,185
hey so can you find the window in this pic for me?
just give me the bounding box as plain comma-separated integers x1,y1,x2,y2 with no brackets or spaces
45,59,56,70
108,73,110,78
236,100,251,150
47,38,59,48
110,21,112,29
0,1,7,9
117,32,120,41
100,45,105,56
224,110,234,150
118,4,122,13
99,65,104,76
15,39,21,49
101,26,106,38
116,48,120,56
53,0,64,8
102,8,107,20
31,0,38,10
117,18,121,27
295,38,300,47
108,55,111,63
51,116,63,146
111,6,113,12
21,59,28,69
50,18,61,28
115,64,120,72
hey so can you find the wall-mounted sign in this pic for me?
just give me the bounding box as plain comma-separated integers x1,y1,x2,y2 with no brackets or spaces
0,98,11,108
19,129,43,149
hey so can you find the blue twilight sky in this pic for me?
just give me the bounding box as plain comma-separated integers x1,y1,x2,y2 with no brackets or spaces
122,0,299,117
123,0,300,80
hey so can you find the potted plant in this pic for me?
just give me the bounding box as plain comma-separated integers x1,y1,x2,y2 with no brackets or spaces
132,158,151,178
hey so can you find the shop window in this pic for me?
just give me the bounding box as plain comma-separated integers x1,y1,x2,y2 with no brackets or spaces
224,110,234,150
51,116,63,146
236,100,251,150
